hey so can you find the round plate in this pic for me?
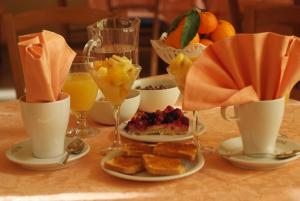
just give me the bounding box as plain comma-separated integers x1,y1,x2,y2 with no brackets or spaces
101,150,204,182
119,121,206,143
217,136,300,170
6,137,90,170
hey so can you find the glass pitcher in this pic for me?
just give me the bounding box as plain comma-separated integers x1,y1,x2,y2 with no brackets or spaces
83,17,141,64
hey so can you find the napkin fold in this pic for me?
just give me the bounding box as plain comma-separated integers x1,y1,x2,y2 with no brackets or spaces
183,32,300,110
18,30,76,102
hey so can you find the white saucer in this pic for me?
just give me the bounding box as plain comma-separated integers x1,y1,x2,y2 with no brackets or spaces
217,137,300,170
6,137,90,171
101,150,204,182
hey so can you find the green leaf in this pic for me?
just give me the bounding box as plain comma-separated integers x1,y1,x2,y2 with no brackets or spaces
181,10,200,48
167,14,185,34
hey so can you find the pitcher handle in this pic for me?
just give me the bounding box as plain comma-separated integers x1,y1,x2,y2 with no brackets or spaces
221,106,239,122
83,38,101,57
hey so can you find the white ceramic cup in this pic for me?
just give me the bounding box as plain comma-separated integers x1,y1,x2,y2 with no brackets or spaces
221,97,285,157
20,93,70,159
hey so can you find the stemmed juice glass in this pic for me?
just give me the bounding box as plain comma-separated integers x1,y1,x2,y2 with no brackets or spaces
87,55,141,151
63,56,99,138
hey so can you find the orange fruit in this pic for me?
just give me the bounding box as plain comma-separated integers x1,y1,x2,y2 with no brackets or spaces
210,20,236,42
198,11,218,34
165,17,200,49
199,38,213,46
190,33,200,44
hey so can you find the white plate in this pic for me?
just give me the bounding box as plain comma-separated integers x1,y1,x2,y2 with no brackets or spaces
119,120,206,143
217,136,300,170
6,137,90,171
101,150,205,182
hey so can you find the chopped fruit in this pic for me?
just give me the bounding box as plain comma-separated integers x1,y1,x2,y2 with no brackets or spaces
109,66,130,86
90,55,140,105
97,67,108,77
168,53,193,93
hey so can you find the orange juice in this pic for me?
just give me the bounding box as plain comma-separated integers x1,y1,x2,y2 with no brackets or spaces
63,72,98,112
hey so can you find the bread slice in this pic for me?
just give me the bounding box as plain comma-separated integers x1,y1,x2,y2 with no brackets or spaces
154,142,198,161
123,142,154,157
104,156,144,175
143,154,185,175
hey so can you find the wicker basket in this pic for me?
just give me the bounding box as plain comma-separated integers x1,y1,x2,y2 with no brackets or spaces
150,33,206,64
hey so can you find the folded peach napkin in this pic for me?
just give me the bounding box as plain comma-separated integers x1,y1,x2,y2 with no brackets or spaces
18,30,76,102
183,32,300,110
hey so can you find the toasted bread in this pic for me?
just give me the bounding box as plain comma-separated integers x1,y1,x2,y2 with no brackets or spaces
104,156,144,175
143,154,185,175
154,142,198,161
123,142,154,157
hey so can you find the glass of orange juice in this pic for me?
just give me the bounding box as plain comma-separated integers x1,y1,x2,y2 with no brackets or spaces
63,56,99,138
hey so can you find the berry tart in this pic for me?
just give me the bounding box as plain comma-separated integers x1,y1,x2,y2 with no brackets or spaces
125,106,189,135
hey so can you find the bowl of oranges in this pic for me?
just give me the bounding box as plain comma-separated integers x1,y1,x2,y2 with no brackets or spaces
151,8,236,63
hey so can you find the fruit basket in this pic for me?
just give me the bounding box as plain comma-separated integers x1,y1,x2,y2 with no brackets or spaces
150,9,236,64
150,33,206,64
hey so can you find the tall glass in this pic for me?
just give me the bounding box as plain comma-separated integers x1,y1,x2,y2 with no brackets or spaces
167,54,204,149
87,56,141,151
63,56,99,138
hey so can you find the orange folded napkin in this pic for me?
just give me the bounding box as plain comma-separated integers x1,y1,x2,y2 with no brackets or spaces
183,32,300,110
18,30,76,102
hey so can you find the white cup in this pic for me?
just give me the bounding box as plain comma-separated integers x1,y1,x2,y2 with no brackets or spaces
20,93,70,159
221,97,285,157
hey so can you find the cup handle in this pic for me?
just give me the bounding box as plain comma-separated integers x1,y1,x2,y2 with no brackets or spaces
221,106,239,122
83,38,101,57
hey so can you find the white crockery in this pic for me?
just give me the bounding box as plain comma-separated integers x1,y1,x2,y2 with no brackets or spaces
119,120,206,143
101,150,205,181
221,97,285,157
89,90,140,125
20,93,70,159
218,136,300,170
6,137,90,170
133,74,180,112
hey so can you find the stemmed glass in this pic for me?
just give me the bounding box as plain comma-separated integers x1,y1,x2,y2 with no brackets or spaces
87,56,141,151
167,54,204,149
63,56,99,138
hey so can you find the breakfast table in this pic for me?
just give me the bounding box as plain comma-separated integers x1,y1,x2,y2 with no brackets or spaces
1,99,300,201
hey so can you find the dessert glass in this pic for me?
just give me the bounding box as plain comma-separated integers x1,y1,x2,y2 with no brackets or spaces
167,54,204,149
87,56,141,151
